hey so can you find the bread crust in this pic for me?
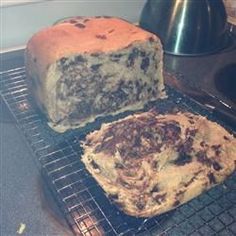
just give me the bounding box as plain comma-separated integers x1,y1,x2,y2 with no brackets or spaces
81,111,236,217
25,16,158,80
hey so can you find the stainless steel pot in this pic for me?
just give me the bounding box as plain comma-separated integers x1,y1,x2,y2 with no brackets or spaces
140,0,227,56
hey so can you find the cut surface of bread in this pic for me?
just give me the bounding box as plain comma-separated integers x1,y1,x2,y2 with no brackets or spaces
25,16,164,132
81,111,236,217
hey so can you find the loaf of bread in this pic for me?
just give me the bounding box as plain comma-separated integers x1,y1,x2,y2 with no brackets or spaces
25,16,164,132
82,111,236,217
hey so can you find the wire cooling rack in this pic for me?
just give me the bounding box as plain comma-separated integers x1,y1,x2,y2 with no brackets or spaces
1,67,236,236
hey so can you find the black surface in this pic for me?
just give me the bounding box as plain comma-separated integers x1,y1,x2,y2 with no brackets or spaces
215,63,236,104
164,24,236,113
1,66,236,236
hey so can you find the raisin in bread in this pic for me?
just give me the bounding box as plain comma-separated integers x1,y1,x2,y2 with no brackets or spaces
82,111,236,217
25,16,164,132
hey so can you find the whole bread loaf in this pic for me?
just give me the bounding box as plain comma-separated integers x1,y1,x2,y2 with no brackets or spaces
25,16,164,132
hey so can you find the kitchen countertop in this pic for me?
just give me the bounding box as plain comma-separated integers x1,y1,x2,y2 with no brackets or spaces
0,33,235,236
0,53,74,236
1,113,73,236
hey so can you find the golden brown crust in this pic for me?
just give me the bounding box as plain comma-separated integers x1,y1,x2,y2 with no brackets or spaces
25,16,157,78
81,111,236,217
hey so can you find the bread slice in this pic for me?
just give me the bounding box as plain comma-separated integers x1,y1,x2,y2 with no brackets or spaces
81,111,236,217
25,16,164,132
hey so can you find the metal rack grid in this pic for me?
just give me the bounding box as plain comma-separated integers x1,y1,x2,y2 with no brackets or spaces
1,67,236,236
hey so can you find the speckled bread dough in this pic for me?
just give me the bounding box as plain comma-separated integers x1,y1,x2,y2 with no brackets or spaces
25,16,164,132
81,111,236,217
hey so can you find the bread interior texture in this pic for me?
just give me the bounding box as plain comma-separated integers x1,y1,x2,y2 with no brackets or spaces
45,41,163,132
